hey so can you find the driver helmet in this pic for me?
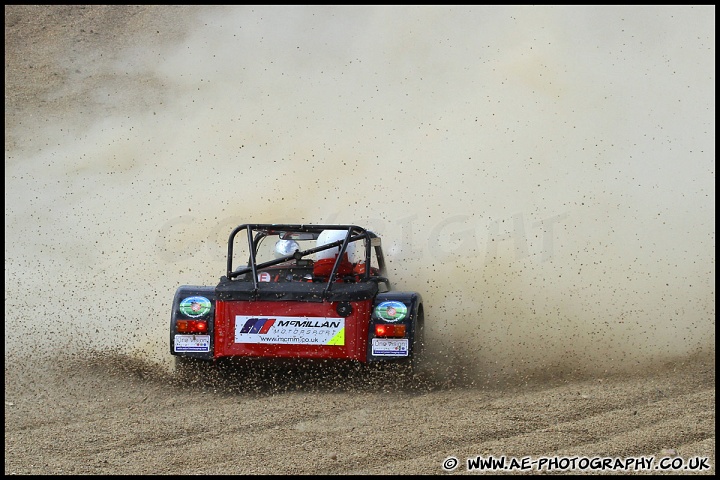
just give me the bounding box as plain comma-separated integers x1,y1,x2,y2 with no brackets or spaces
316,229,355,260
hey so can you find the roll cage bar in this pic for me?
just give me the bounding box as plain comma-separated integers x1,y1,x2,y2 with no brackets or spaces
225,224,388,296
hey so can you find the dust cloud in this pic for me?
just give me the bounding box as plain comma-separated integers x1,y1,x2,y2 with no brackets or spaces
5,6,715,384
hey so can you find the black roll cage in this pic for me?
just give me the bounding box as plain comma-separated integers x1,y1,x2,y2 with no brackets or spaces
225,224,388,296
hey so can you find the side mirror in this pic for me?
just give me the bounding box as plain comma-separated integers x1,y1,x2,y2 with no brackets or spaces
274,239,300,258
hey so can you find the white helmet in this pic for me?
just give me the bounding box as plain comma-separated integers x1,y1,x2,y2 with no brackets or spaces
316,230,355,260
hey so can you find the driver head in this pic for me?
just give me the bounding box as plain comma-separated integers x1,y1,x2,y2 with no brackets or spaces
316,229,355,260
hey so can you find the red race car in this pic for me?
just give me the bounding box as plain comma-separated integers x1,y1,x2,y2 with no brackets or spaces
170,224,425,376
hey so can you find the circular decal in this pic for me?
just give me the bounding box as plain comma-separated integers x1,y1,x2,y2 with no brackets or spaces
375,301,407,322
179,296,212,318
258,272,271,282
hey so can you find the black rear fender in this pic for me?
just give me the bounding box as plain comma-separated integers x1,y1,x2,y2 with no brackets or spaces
169,286,216,360
367,291,423,363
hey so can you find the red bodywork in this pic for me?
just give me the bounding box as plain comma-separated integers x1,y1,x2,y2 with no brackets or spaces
214,299,372,361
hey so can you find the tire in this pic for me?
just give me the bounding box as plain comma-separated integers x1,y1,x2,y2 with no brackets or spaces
381,307,427,386
409,306,426,376
173,355,217,384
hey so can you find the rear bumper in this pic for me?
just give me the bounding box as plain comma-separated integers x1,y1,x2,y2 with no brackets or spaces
212,299,373,362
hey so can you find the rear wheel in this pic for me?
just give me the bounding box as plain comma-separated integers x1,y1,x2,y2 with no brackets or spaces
380,307,427,385
409,306,426,375
173,355,217,384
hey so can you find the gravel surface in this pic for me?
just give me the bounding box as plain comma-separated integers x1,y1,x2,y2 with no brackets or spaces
5,5,715,475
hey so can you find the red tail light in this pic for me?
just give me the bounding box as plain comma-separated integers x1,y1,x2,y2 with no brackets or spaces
177,320,208,334
375,323,406,338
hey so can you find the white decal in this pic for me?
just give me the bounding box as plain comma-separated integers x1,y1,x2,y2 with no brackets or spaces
371,338,409,356
174,334,211,353
235,315,345,346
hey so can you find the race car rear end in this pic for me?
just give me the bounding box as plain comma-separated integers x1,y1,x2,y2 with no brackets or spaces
170,224,425,374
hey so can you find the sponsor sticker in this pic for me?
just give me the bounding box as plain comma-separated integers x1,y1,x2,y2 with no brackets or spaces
371,338,409,356
179,296,212,318
235,315,345,345
374,301,407,322
174,334,211,353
